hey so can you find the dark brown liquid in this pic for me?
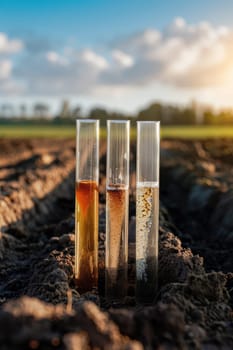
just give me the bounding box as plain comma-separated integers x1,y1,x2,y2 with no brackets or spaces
75,180,98,293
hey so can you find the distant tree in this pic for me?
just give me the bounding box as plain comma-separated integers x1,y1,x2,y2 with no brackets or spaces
161,105,171,125
108,111,129,120
33,103,49,118
19,104,27,118
137,103,163,121
217,108,233,125
0,104,14,118
89,107,108,119
180,107,196,125
160,105,182,125
72,106,82,119
203,107,215,125
60,100,70,118
89,107,109,126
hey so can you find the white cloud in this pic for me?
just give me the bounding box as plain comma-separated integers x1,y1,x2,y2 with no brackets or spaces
112,50,134,68
47,51,62,63
13,48,110,95
0,60,12,79
0,32,23,54
0,33,24,95
113,29,161,61
1,18,233,108
80,49,108,69
105,17,233,88
46,51,68,66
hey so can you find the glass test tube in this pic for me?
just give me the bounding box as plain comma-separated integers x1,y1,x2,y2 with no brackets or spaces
75,119,99,294
136,121,160,304
105,120,130,302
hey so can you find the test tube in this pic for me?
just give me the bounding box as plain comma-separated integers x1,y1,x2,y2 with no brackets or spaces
105,120,130,302
75,119,99,294
136,121,160,304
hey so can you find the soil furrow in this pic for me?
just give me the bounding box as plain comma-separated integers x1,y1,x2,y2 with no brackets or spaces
0,139,232,349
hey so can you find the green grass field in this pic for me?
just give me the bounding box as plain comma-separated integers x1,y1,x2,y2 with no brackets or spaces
1,124,233,139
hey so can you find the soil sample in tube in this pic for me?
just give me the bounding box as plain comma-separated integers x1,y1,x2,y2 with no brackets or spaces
136,182,159,304
105,120,130,303
105,184,128,301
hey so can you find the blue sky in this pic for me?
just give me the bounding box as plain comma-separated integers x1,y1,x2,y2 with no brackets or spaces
0,0,233,114
1,0,233,46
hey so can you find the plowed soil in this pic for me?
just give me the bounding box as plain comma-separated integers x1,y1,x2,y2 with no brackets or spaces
0,138,232,350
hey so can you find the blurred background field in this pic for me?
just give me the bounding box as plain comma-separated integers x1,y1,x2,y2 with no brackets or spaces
2,124,233,139
2,99,233,138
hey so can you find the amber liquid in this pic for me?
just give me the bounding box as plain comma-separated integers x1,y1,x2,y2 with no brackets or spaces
105,184,128,301
75,180,98,293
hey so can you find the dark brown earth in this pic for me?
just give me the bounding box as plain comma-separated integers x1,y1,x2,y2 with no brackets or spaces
0,138,232,349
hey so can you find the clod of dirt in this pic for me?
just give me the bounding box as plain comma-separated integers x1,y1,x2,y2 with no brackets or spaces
0,297,143,350
159,229,204,286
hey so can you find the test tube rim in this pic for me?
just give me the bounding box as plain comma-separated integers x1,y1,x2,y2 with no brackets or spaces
137,120,160,125
76,119,99,123
107,119,130,124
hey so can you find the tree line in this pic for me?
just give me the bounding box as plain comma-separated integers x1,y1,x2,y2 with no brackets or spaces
1,100,233,125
